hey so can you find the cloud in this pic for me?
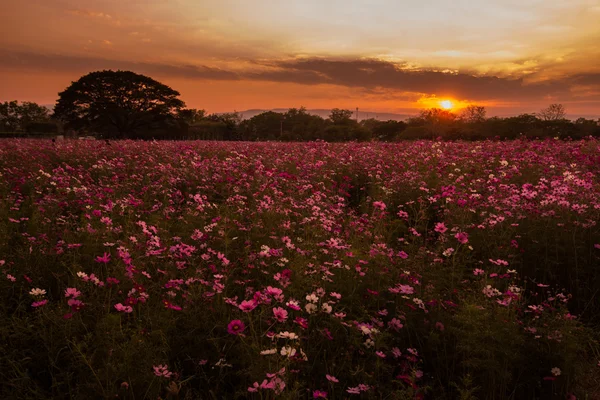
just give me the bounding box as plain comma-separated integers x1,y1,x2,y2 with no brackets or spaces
68,9,113,19
252,58,572,101
1,49,599,105
0,49,239,81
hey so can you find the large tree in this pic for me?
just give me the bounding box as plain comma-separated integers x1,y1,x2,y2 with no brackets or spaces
53,70,186,138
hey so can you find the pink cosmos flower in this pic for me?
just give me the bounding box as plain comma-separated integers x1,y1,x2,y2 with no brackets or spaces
313,390,328,398
64,287,81,298
95,252,111,264
273,307,288,322
68,299,85,312
266,286,283,296
294,316,308,329
372,201,386,211
455,232,469,244
434,222,448,234
114,303,133,313
326,374,339,383
106,277,120,285
388,318,404,331
286,300,301,311
32,299,48,308
227,319,246,335
153,364,172,378
239,299,257,312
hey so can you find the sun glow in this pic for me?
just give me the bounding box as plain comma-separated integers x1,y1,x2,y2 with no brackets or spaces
440,100,453,110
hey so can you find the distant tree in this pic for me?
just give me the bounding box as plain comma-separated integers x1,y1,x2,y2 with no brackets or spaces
0,100,51,132
459,105,487,123
0,101,20,131
419,108,457,124
203,112,242,140
242,111,283,141
53,70,185,138
360,118,382,132
329,108,354,125
416,108,457,138
283,107,327,141
177,108,206,125
573,118,600,137
360,119,406,141
538,103,566,121
351,125,372,142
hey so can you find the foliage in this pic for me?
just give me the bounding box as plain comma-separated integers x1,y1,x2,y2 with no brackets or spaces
53,70,186,138
9,91,598,142
0,101,52,132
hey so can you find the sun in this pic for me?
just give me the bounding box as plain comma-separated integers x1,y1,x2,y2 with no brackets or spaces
440,100,453,110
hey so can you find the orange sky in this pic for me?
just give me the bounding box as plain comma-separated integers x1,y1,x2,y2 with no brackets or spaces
1,0,600,117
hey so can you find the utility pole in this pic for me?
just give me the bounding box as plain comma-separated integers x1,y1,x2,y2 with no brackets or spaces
356,107,359,123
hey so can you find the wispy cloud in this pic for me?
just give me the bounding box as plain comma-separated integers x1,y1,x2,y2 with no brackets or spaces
68,9,113,19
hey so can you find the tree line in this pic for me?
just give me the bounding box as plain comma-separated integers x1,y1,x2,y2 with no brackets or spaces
1,70,599,141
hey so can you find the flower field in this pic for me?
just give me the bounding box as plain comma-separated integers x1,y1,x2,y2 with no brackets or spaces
1,138,599,399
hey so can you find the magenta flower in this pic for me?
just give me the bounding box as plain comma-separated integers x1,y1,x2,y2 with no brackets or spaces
68,298,85,312
313,389,328,398
153,364,172,378
434,222,448,234
294,316,308,329
64,287,81,298
227,319,246,335
372,201,386,211
273,307,288,322
95,252,111,264
455,232,469,244
32,299,48,308
114,303,133,313
239,299,257,312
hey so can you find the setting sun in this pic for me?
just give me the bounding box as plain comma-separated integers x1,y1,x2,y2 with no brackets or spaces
440,100,453,110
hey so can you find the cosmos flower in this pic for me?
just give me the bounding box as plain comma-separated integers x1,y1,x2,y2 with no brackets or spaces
227,319,246,335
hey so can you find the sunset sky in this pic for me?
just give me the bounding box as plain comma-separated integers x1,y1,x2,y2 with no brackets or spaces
1,0,600,117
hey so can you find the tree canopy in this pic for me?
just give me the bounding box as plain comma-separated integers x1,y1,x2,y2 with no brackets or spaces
53,70,186,138
0,101,51,132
